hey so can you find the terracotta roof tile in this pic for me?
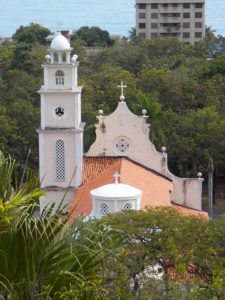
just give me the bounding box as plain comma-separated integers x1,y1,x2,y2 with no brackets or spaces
69,156,208,221
172,203,208,219
82,157,121,185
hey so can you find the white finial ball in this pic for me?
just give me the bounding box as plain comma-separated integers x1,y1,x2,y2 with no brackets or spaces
142,109,147,116
161,146,167,153
98,110,104,116
120,95,125,101
197,172,203,178
45,54,50,62
71,54,78,63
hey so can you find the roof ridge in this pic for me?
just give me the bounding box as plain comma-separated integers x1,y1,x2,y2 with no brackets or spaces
122,156,172,182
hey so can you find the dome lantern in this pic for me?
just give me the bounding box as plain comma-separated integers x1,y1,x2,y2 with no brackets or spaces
48,33,72,64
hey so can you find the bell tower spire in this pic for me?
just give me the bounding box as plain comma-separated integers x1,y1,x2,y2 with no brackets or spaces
38,33,84,212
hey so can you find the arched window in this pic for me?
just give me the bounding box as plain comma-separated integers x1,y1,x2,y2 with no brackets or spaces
100,203,109,216
55,70,64,86
55,139,65,181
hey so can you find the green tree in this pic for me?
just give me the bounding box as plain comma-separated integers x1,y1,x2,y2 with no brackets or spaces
128,27,138,43
0,69,41,170
0,153,118,300
162,106,225,177
92,40,149,74
9,42,46,76
0,152,41,224
81,63,140,151
12,23,51,45
71,26,114,47
101,208,225,299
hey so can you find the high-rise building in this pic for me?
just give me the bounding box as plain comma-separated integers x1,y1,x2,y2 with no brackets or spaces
136,0,205,44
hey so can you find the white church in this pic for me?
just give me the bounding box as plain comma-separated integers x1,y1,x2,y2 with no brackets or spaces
38,33,207,219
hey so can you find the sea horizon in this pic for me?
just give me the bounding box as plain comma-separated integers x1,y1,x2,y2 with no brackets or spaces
0,0,224,38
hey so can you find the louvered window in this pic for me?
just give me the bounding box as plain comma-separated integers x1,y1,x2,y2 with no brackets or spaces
55,139,65,181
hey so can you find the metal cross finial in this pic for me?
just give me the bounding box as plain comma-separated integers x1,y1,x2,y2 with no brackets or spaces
55,21,63,33
117,81,127,101
113,172,121,184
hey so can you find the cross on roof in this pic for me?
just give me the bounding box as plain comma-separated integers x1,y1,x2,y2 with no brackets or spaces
113,172,121,184
117,81,127,101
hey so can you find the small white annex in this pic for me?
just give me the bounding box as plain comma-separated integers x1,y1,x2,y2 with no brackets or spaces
91,173,142,218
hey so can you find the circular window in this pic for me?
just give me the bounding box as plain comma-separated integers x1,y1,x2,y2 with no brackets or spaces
54,106,65,118
123,202,133,211
115,138,130,154
100,203,109,216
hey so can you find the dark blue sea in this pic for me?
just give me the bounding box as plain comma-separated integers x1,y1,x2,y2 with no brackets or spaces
0,0,224,37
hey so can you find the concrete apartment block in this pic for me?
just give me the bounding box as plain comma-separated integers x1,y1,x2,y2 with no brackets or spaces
136,0,205,44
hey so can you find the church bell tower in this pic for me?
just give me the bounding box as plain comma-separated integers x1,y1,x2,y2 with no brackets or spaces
38,34,84,212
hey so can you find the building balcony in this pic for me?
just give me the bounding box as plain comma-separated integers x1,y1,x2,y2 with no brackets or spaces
160,32,180,38
160,25,181,33
160,16,181,23
159,7,181,13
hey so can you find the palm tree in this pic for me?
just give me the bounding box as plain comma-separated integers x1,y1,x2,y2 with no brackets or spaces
0,153,116,299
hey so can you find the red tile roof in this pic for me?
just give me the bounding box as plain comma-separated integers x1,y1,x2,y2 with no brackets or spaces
82,157,121,184
69,157,208,221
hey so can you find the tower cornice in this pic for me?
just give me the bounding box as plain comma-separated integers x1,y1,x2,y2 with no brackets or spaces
42,62,79,68
37,124,85,133
38,86,83,94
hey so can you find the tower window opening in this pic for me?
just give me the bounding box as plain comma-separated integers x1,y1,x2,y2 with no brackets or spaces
55,70,64,85
55,139,65,181
62,53,67,62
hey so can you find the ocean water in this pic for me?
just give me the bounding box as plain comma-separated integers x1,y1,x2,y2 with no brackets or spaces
0,0,224,38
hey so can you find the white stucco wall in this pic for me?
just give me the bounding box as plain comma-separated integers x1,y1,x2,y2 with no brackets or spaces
91,196,142,219
40,92,81,129
39,130,83,189
87,101,203,211
43,63,79,91
40,189,75,214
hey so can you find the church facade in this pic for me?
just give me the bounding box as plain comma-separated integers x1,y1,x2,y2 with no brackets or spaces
38,34,207,219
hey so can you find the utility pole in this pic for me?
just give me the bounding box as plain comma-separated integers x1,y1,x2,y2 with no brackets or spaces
208,157,214,220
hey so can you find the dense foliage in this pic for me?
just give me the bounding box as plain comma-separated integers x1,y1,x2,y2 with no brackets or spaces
0,24,225,179
71,26,115,47
1,24,225,299
0,153,118,299
99,208,225,299
12,23,51,45
0,152,224,299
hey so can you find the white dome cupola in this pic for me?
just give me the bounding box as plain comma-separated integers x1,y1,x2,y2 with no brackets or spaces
90,172,142,218
50,34,71,51
48,33,72,64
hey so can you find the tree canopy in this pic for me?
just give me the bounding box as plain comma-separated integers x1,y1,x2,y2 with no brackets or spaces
71,26,115,47
98,208,225,299
12,23,51,45
0,152,224,299
0,25,225,181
